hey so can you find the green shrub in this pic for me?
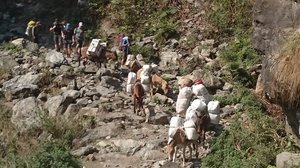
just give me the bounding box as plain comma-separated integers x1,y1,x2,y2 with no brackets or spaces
220,36,260,86
209,0,253,37
29,139,81,168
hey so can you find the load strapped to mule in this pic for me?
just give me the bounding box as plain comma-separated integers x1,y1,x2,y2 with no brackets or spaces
87,39,107,58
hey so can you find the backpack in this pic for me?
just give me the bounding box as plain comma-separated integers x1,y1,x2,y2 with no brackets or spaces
25,20,35,36
74,27,84,40
121,37,129,46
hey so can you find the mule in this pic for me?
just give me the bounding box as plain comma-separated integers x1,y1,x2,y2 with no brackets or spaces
131,80,145,116
166,128,199,167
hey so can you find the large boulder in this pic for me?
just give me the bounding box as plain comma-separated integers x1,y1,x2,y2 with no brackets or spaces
11,97,43,132
2,72,44,100
277,152,300,168
191,69,224,89
11,38,38,52
44,94,75,117
160,51,180,66
45,49,65,67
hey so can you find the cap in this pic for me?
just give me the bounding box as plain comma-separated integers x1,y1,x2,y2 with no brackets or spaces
194,79,203,85
66,23,71,30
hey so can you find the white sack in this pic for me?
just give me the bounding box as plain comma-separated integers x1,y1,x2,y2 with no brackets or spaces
141,75,150,84
184,120,199,140
170,116,184,127
191,99,207,112
126,84,133,94
176,98,190,115
177,87,193,99
127,72,136,84
185,107,198,124
209,113,221,124
208,100,221,114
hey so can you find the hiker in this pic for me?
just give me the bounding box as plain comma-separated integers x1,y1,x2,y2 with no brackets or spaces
73,22,85,58
121,34,130,65
25,20,35,42
49,19,63,51
62,23,74,58
32,21,41,44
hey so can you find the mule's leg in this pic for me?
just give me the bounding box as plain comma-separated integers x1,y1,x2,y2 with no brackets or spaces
133,96,137,114
195,142,199,159
183,145,186,167
188,144,193,161
172,146,177,162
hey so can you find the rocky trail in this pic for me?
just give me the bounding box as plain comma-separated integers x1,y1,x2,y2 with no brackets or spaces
0,34,235,167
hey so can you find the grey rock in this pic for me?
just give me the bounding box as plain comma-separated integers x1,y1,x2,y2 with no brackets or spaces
149,112,169,125
72,145,98,157
100,76,122,89
276,152,300,168
64,104,81,119
45,49,65,67
95,85,114,97
160,51,179,66
76,97,90,106
63,90,81,100
11,97,43,132
45,95,73,117
142,150,166,161
223,82,233,92
4,84,40,101
153,93,168,104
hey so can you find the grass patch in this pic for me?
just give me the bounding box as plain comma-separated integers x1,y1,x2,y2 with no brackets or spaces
202,88,297,168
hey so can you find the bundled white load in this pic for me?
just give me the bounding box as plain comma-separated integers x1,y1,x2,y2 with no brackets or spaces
126,84,133,94
151,63,159,73
87,39,102,56
209,113,221,124
127,72,136,84
125,54,136,66
184,120,199,140
185,107,198,124
208,100,220,114
168,116,184,138
185,99,207,123
141,75,150,84
176,87,193,116
126,72,136,94
191,99,207,112
192,84,212,104
141,65,152,76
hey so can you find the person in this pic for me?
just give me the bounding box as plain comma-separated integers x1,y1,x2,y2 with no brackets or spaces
62,23,74,58
49,19,63,51
32,21,41,44
116,33,123,50
121,34,130,65
25,20,35,42
73,22,84,58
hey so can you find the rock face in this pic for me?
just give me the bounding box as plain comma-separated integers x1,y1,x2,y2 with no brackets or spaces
11,97,43,132
253,0,300,145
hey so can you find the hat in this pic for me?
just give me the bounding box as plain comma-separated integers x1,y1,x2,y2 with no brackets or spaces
194,79,203,85
78,22,83,27
66,23,71,30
